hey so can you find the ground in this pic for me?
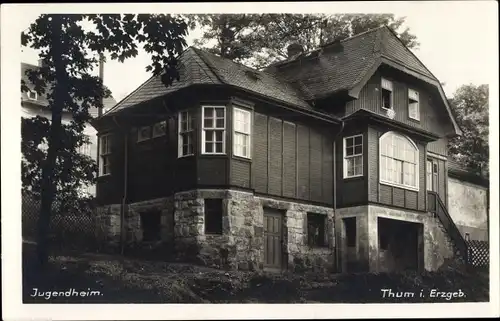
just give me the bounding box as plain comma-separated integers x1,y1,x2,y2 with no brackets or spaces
23,242,489,304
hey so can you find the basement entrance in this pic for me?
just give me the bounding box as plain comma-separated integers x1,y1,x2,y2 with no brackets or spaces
377,217,423,272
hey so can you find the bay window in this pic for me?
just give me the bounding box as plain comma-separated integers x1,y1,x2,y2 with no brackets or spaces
344,134,363,178
178,111,194,157
380,132,418,190
202,106,226,154
233,107,251,158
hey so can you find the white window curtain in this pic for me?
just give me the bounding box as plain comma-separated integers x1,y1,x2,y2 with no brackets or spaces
233,107,251,158
380,132,418,189
408,89,420,120
344,134,363,178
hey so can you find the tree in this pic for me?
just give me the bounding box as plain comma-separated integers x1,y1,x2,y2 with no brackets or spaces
21,14,188,266
191,14,419,69
448,84,489,176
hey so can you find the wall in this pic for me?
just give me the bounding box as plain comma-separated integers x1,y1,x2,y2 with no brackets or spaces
447,177,488,241
335,204,455,272
345,68,454,137
22,103,97,196
251,109,335,205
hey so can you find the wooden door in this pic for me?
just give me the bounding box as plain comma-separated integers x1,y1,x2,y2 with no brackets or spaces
263,209,283,269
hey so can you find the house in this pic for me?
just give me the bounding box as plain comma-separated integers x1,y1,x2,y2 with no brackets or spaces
21,60,117,196
92,26,489,273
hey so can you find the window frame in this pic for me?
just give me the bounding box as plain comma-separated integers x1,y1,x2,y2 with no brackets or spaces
152,120,167,138
99,134,112,176
232,107,252,159
204,198,223,235
201,105,226,155
137,125,152,142
178,110,194,158
343,134,364,179
379,131,419,191
408,88,420,121
381,78,393,110
307,213,328,248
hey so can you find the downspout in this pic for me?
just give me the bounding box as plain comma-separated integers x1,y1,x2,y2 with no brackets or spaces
113,115,129,256
332,118,345,273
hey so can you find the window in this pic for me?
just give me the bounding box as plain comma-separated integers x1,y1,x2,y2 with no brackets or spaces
178,111,194,157
381,78,393,109
307,213,327,247
152,121,167,138
233,107,251,158
202,106,225,154
99,134,112,176
408,89,420,120
137,126,152,142
344,217,356,248
140,211,161,242
27,90,37,100
379,233,389,250
204,198,223,235
426,159,433,191
380,132,418,190
344,134,363,178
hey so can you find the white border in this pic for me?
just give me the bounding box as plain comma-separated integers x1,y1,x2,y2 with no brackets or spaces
2,2,499,320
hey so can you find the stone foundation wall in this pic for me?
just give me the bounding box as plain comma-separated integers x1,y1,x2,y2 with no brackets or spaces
173,189,335,272
95,204,122,250
335,205,456,273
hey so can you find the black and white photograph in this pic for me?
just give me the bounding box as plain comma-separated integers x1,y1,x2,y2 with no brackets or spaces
1,1,498,320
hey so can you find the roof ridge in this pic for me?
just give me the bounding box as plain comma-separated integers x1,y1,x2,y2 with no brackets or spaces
190,47,226,84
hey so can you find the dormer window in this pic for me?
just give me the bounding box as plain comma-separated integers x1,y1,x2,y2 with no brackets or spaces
27,90,37,101
381,78,393,110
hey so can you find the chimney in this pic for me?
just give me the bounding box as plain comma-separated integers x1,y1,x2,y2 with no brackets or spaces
287,43,303,58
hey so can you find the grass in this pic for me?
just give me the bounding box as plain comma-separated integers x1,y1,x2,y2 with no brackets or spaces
23,243,489,303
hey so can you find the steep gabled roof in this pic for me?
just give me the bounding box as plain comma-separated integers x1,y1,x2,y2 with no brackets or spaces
21,62,117,117
267,26,461,136
106,46,314,116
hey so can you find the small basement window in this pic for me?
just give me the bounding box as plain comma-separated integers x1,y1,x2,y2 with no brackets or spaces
344,217,357,248
204,198,223,235
307,213,327,247
140,211,161,242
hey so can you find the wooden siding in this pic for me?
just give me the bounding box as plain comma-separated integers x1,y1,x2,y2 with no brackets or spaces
297,124,310,200
251,111,334,205
345,69,453,137
428,137,448,156
268,117,283,196
336,124,368,208
198,157,229,186
282,121,297,198
230,158,251,188
252,112,268,193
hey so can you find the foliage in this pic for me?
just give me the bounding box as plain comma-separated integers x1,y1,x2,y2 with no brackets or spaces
21,14,188,264
448,84,489,177
191,14,419,69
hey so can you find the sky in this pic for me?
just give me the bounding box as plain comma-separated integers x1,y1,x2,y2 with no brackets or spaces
17,2,498,103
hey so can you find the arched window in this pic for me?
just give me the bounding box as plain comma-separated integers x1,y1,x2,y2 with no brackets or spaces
380,132,419,190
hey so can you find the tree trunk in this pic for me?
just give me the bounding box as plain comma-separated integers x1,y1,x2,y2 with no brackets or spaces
35,15,66,268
